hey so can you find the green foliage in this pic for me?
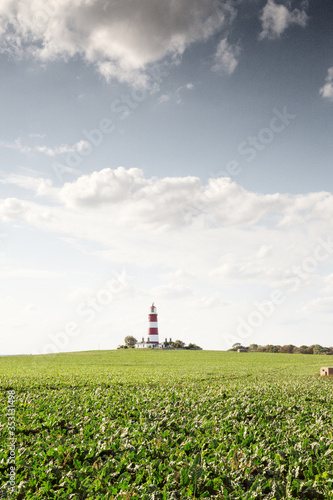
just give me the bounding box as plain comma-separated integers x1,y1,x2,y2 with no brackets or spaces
0,350,332,499
172,340,186,349
233,343,333,355
124,336,137,347
164,339,202,350
185,343,202,350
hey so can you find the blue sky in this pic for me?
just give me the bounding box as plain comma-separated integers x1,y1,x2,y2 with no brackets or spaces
0,0,333,354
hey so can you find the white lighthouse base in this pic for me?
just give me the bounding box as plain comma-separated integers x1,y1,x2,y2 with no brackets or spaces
135,341,162,349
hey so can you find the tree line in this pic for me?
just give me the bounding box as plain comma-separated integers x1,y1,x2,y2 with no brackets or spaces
229,343,333,355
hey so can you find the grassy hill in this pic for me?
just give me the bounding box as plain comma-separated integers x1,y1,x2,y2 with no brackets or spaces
0,349,327,383
0,350,332,499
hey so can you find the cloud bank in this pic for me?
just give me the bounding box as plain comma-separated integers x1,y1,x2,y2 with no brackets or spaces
1,168,333,352
2,167,333,231
0,0,233,86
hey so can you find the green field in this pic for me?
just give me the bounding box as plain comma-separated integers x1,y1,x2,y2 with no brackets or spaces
0,350,332,499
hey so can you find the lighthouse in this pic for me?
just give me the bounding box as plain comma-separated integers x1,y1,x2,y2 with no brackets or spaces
135,303,164,348
148,302,159,345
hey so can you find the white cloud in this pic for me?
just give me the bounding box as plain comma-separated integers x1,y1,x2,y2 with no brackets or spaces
0,138,90,156
1,168,333,299
0,196,56,225
212,37,240,75
1,174,53,197
211,258,282,284
151,268,197,301
319,67,333,102
0,0,234,86
0,268,63,279
3,168,333,234
299,296,333,315
67,286,98,303
0,198,28,221
60,167,148,208
189,294,230,309
159,269,193,283
29,133,46,139
320,273,333,294
35,140,90,156
158,94,171,104
150,283,194,300
278,191,333,226
0,139,31,155
259,0,308,40
158,82,195,105
23,303,38,312
56,168,293,229
257,245,273,259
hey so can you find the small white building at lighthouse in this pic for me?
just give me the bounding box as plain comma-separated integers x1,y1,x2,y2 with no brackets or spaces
135,303,164,348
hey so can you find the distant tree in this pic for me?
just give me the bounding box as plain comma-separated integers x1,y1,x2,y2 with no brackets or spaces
173,340,186,349
265,344,278,353
297,345,314,354
313,344,327,355
279,344,295,354
186,343,202,350
124,335,137,347
225,343,331,355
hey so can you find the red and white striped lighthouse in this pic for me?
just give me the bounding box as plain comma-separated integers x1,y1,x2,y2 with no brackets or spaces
148,302,159,344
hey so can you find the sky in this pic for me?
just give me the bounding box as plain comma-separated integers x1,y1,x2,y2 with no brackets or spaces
0,0,333,355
